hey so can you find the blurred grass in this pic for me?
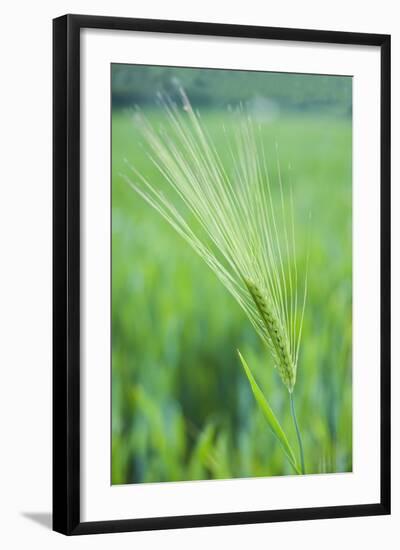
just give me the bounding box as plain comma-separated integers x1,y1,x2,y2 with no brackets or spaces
112,109,352,484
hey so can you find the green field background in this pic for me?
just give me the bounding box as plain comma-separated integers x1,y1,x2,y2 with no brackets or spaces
112,68,352,485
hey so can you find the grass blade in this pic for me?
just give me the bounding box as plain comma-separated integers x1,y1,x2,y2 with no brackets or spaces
237,350,300,474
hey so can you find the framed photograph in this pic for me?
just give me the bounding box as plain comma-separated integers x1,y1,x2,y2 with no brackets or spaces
53,14,391,535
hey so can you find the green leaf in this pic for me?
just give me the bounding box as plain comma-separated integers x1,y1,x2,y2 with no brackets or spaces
188,423,216,480
237,350,300,475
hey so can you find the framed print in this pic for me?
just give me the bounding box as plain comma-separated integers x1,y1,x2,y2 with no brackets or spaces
53,14,391,535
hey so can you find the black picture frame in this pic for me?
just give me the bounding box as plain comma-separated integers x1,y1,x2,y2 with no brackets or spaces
53,14,391,536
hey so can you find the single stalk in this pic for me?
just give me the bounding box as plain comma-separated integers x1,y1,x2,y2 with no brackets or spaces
290,393,305,475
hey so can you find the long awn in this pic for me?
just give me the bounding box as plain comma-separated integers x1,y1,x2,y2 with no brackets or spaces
123,88,309,474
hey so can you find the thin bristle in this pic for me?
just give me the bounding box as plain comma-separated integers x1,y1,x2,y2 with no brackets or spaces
126,90,307,392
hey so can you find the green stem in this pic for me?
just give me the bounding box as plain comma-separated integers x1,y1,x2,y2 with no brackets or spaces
290,392,305,475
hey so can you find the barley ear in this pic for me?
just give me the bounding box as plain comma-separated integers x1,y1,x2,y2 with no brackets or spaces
244,279,296,392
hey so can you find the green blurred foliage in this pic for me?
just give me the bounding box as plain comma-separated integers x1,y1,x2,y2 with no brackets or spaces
111,67,352,484
112,64,352,116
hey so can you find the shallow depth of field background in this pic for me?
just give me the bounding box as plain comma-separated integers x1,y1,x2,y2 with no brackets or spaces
111,66,352,485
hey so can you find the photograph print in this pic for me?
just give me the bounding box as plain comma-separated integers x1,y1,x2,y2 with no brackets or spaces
111,64,352,485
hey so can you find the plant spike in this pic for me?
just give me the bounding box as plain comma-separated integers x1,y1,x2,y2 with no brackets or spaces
125,88,308,393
